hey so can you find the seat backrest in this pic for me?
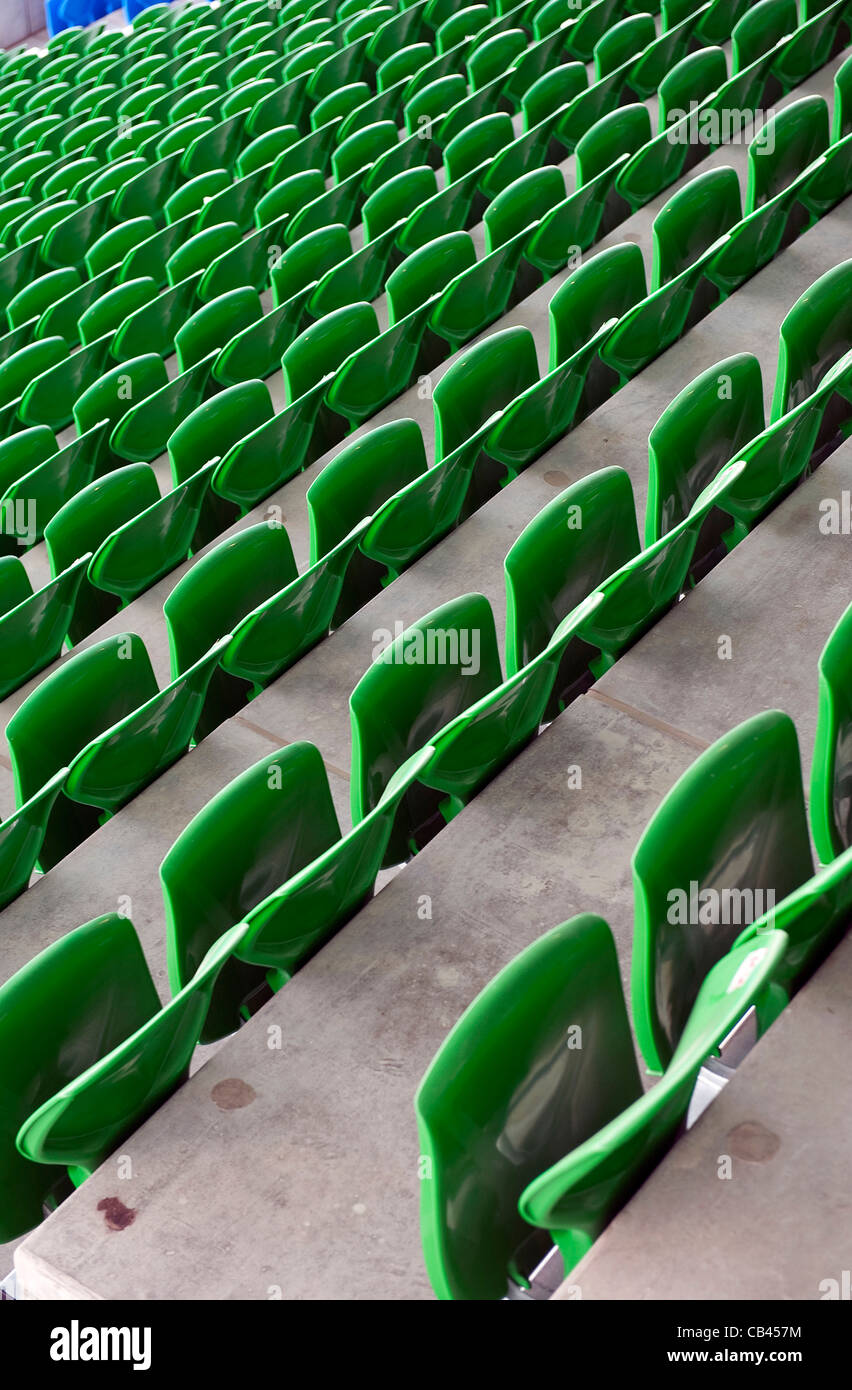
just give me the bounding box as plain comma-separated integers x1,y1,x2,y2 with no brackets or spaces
731,0,798,71
746,95,830,210
281,301,379,401
362,165,438,242
594,11,656,79
270,222,352,304
812,599,852,862
415,912,642,1300
73,352,167,437
547,242,647,368
631,709,814,1073
350,591,502,834
386,231,476,324
773,256,852,415
521,60,587,129
164,520,298,676
575,102,653,185
307,418,427,562
646,351,765,540
160,742,341,1041
0,912,160,1242
6,632,159,808
167,378,274,484
505,468,641,675
833,48,852,141
652,165,743,286
518,927,790,1272
443,110,513,182
0,425,56,499
483,166,565,252
17,921,248,1180
44,464,159,577
657,44,727,129
432,324,540,459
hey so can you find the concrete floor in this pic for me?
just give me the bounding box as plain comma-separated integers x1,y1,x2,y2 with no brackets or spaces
3,23,852,1296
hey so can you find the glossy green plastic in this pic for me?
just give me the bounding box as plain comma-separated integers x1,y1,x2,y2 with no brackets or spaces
811,600,852,864
0,422,110,546
7,916,245,1220
0,555,89,700
646,352,765,562
0,913,164,1240
731,0,797,72
350,592,503,864
516,927,790,1281
87,463,214,605
631,709,814,1073
163,520,298,737
415,912,643,1301
771,256,852,421
161,743,342,1041
168,379,273,543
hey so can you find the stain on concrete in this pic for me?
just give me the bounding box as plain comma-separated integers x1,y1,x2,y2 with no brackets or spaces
97,1197,136,1231
211,1078,257,1110
543,470,570,488
726,1120,781,1163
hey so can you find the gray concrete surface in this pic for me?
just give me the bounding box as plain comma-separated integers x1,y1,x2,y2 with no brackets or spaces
553,927,852,1301
3,37,852,1296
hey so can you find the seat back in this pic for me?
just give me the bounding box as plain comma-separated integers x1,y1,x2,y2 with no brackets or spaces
652,165,742,286
519,928,790,1272
812,600,852,862
416,913,642,1300
646,351,765,541
6,633,160,868
281,301,379,401
168,378,274,484
432,324,539,459
657,44,727,129
386,231,476,324
575,102,652,185
746,95,830,211
731,0,798,71
483,166,565,252
350,592,502,862
505,468,641,681
772,256,852,417
45,464,160,642
0,912,160,1241
547,241,647,371
161,742,341,1041
18,921,249,1181
631,710,814,1073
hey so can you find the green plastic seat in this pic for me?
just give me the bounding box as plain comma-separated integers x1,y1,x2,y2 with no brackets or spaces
415,911,788,1298
350,592,503,864
483,167,565,255
42,464,166,643
731,0,797,74
6,267,80,331
0,554,89,700
0,911,162,1239
19,334,114,433
175,288,262,373
33,267,117,348
811,600,852,864
362,166,439,242
109,271,202,361
118,212,197,289
594,13,656,80
86,463,215,607
771,256,852,425
517,926,789,1288
2,914,245,1235
7,623,226,851
657,43,727,130
211,285,309,386
161,742,347,1040
0,335,66,432
72,352,169,471
397,165,482,255
78,277,160,348
307,419,427,619
443,111,512,186
283,300,379,443
632,708,814,1074
0,423,110,549
646,352,765,571
269,223,351,305
163,519,300,737
492,243,648,471
166,221,242,287
221,510,371,690
167,379,274,545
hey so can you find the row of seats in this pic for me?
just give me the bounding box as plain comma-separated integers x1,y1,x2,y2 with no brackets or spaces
415,667,852,1297
0,0,841,683
5,590,852,1253
1,244,849,905
0,0,849,1274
